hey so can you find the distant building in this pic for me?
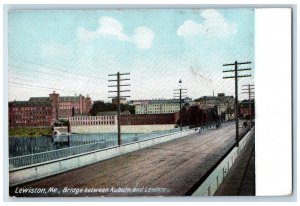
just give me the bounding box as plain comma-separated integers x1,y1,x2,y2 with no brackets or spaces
9,91,92,127
120,113,178,125
97,111,130,116
9,100,55,127
239,101,255,119
130,99,182,114
194,93,235,120
69,113,178,126
112,97,127,105
69,115,117,126
181,104,219,127
57,94,91,119
195,93,234,105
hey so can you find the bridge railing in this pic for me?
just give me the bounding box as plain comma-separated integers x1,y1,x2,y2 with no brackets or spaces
9,127,190,170
9,121,224,170
9,139,112,170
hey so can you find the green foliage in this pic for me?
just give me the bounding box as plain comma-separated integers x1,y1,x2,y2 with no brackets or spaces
53,119,69,127
9,127,52,138
89,101,135,116
184,102,190,107
121,103,135,114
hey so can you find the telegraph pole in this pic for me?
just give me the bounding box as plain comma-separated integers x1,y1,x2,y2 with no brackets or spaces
242,84,255,128
223,61,252,147
108,72,130,146
174,79,187,131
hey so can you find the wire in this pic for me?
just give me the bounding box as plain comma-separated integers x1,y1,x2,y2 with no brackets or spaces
9,56,106,81
9,81,99,95
9,63,103,85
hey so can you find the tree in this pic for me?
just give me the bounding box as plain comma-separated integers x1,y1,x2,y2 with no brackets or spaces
89,101,135,116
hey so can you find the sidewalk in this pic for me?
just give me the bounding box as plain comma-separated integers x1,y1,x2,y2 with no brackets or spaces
214,131,255,196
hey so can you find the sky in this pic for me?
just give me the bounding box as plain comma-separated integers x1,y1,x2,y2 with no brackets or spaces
8,9,255,102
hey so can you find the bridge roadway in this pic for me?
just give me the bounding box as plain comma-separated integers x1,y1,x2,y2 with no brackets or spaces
10,122,246,197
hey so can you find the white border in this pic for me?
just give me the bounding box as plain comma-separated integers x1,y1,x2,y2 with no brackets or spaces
255,8,292,196
1,1,297,204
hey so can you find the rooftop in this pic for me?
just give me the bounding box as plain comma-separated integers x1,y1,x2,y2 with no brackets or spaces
130,99,182,105
60,96,81,102
29,97,51,102
194,95,234,102
9,100,52,107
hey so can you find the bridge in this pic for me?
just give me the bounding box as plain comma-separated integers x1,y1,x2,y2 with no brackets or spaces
9,121,255,197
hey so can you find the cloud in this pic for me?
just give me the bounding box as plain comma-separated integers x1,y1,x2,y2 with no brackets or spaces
77,16,129,41
177,9,237,39
96,16,129,41
77,16,154,49
131,27,155,49
41,41,71,59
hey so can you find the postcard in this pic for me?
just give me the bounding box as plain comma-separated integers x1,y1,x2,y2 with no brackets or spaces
5,8,290,198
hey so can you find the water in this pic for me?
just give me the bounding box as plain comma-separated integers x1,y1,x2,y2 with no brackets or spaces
9,128,183,158
9,133,137,157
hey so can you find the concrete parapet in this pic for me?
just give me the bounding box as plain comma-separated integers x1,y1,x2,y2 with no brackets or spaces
191,127,255,196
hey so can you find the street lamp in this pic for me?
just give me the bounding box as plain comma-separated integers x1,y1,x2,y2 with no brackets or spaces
174,79,187,131
178,79,182,131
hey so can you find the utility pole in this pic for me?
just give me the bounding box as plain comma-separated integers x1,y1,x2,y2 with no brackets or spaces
108,72,130,146
174,79,187,131
242,84,255,128
223,61,252,147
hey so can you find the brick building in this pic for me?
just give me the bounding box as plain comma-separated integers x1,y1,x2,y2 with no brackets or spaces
9,92,92,127
239,101,255,119
9,100,55,127
69,115,116,126
180,104,219,127
56,95,92,119
120,113,179,125
68,106,219,129
195,93,234,115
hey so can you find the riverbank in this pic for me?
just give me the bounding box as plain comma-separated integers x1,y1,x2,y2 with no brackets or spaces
9,127,52,138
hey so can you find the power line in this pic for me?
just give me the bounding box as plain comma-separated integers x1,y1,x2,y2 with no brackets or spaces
8,84,92,98
9,63,104,85
9,56,106,81
9,74,105,97
9,81,99,95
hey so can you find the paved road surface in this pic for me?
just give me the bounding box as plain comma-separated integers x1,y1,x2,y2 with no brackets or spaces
10,122,247,197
